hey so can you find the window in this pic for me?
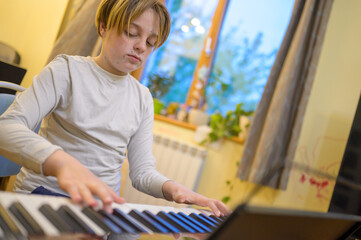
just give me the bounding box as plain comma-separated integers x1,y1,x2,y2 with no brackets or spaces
141,0,218,104
141,0,294,115
207,0,294,114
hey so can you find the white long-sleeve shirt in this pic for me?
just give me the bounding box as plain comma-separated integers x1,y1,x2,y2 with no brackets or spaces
0,54,168,198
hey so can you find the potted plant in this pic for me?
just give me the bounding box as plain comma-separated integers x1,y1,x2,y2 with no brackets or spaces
146,72,175,114
201,103,253,145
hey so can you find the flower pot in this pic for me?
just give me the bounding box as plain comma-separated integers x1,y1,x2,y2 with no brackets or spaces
153,99,164,114
188,108,209,126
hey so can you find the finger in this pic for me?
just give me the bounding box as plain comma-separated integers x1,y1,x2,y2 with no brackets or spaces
90,184,117,213
215,200,231,216
208,201,221,217
102,186,126,212
111,192,126,204
105,185,126,204
62,183,82,203
172,233,180,239
77,183,98,207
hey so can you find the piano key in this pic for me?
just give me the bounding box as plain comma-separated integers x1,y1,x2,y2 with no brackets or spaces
142,210,180,234
199,213,220,225
0,204,23,239
189,213,218,230
1,192,61,236
39,204,72,233
97,209,138,234
0,191,218,238
59,203,105,236
177,211,212,232
9,202,45,236
157,211,196,233
169,211,205,233
82,207,122,234
128,209,169,233
112,208,148,233
209,215,224,224
57,205,95,234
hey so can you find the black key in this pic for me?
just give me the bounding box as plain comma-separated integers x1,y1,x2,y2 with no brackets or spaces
98,210,137,234
143,210,180,233
57,205,95,234
112,208,146,233
169,211,204,233
82,207,122,234
157,211,195,233
0,204,23,239
189,213,217,230
129,209,169,233
199,213,220,225
178,212,212,232
209,215,224,224
39,204,72,233
9,202,44,236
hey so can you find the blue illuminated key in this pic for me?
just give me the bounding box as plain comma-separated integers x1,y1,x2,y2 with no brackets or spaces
157,211,196,233
142,210,180,233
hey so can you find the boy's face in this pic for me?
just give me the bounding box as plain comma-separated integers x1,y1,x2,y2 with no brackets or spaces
97,8,159,76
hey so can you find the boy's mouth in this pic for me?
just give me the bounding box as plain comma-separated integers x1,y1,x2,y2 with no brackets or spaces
128,54,141,63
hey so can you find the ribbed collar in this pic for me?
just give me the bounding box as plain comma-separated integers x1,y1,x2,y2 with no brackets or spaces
87,56,129,83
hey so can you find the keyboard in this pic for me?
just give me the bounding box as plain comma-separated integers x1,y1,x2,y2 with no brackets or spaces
0,191,225,239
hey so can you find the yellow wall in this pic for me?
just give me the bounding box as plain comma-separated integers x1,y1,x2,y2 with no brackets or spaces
154,0,361,213
285,0,361,211
0,0,68,88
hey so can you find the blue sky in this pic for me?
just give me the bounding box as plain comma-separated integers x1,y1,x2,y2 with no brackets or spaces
223,0,294,53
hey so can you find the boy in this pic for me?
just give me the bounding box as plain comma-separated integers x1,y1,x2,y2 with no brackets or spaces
0,0,229,217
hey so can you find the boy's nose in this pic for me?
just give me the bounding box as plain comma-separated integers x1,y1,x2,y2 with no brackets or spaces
134,39,146,53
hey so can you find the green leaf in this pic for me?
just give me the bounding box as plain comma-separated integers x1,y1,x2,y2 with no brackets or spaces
222,196,231,204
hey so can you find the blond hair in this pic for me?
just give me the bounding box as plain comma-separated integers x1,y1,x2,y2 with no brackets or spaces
95,0,170,48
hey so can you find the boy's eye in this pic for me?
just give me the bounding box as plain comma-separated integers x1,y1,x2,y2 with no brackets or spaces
125,30,138,37
147,41,155,47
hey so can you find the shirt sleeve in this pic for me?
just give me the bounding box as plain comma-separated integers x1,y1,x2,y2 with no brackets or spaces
126,90,169,199
0,56,69,174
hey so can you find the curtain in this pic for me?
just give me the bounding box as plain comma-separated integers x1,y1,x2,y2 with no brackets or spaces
46,0,101,64
237,0,334,189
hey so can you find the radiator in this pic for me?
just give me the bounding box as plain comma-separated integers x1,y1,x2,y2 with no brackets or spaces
122,133,207,206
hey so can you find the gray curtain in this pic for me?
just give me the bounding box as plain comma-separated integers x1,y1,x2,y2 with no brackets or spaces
237,0,334,189
46,0,101,64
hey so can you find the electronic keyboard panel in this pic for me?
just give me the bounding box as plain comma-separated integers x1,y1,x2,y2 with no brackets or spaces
0,191,224,239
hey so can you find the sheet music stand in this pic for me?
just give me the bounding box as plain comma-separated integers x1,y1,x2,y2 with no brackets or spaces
207,204,361,240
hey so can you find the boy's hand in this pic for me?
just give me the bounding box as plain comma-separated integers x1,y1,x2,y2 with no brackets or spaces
162,180,231,217
43,150,125,213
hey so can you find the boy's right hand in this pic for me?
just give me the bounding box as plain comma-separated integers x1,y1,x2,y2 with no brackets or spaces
43,150,125,213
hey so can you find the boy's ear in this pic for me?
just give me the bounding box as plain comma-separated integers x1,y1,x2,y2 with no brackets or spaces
99,22,107,37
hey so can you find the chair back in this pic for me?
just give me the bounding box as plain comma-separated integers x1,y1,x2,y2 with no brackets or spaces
0,82,27,177
0,94,22,176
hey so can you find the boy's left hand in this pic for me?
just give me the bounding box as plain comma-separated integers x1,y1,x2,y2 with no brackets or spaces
162,180,231,217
